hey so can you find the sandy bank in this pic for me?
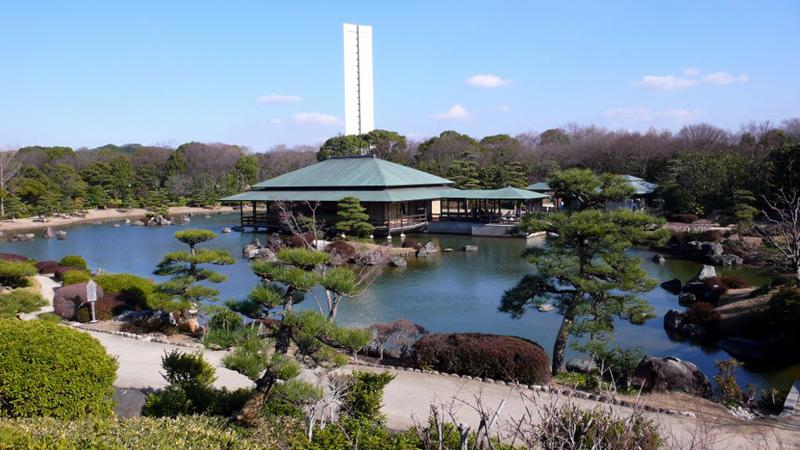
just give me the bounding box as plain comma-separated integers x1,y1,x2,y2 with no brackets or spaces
0,206,236,234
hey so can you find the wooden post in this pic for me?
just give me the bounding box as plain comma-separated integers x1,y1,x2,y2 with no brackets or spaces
239,201,243,227
252,201,257,232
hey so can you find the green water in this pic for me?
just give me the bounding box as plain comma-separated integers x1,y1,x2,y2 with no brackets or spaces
3,213,797,391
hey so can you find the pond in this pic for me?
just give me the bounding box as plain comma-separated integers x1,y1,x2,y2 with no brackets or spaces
3,213,798,392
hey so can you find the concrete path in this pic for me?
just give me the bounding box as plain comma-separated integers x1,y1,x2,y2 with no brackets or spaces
17,274,59,320
87,330,253,390
355,366,800,449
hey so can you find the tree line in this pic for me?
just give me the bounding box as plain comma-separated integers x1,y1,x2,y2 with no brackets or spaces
1,118,798,219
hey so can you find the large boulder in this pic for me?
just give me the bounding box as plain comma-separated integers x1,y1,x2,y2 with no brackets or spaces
566,357,597,374
663,309,707,340
709,254,744,266
631,356,712,399
651,253,666,264
53,283,105,320
689,265,717,283
660,278,682,295
358,249,388,266
388,256,407,268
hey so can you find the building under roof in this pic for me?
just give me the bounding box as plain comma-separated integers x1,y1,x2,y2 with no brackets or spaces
222,155,547,236
526,174,657,211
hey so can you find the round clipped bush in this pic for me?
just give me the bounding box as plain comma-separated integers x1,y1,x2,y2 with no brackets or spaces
94,273,154,310
61,270,91,285
0,320,117,418
59,255,88,271
413,333,551,384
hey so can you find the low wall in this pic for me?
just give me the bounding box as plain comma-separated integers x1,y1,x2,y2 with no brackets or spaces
427,221,517,237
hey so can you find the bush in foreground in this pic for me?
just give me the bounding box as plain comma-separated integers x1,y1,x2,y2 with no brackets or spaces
0,290,47,318
0,259,37,288
413,333,551,384
0,320,117,418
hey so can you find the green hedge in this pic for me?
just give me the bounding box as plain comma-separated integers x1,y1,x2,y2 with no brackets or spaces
0,260,37,288
0,290,47,318
59,255,88,271
94,273,154,309
0,320,118,418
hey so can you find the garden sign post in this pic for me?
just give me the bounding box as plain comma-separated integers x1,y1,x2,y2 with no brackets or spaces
86,279,98,323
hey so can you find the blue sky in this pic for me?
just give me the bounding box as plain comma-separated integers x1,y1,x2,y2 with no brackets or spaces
1,1,798,150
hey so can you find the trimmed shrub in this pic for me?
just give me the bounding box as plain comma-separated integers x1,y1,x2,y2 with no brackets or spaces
74,294,126,322
120,315,178,335
59,255,88,271
327,239,358,261
666,213,698,223
0,253,30,262
36,312,62,323
204,325,257,350
0,290,47,318
413,333,551,384
683,302,720,324
208,308,243,331
0,260,36,288
94,273,154,310
285,232,317,248
61,269,91,285
0,320,117,418
34,260,59,274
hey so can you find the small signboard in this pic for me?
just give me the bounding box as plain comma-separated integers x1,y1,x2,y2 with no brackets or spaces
86,280,98,303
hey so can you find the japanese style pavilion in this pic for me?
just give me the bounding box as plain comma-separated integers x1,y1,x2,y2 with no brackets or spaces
222,155,548,236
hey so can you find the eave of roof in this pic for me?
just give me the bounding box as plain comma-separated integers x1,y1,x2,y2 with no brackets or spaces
251,155,454,189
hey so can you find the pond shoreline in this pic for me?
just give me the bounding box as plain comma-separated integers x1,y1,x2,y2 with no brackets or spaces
0,206,236,236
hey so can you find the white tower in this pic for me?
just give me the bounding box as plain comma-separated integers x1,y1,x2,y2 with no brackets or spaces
343,23,374,136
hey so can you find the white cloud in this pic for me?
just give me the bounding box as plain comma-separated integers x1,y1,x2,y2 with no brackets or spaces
291,112,340,126
433,104,472,120
636,75,698,91
465,74,510,88
496,104,512,112
703,72,749,85
683,67,700,77
636,69,748,90
257,93,303,103
603,107,702,122
270,118,282,125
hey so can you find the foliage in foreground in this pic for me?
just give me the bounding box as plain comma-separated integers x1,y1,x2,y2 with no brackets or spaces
0,320,117,419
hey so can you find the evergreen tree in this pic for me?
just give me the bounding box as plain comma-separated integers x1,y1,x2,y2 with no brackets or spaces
151,229,235,321
500,209,669,374
732,189,758,237
549,168,634,210
447,158,481,190
335,196,374,238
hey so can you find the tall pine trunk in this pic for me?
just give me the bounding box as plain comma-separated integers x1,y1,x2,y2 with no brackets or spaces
552,303,578,375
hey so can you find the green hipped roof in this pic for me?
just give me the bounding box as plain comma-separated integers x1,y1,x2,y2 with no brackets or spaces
222,187,462,203
526,181,551,191
527,176,656,195
445,186,548,200
251,155,453,189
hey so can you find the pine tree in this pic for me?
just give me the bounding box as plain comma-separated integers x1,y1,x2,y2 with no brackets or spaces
151,229,235,320
500,209,669,374
447,158,481,190
335,196,374,238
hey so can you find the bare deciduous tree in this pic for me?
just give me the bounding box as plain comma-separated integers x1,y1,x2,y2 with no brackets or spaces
760,189,800,286
0,149,21,217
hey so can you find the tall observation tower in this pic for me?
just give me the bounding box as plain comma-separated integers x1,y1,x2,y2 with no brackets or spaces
343,23,374,136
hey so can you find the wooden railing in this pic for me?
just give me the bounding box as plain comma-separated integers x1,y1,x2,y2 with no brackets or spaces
371,213,428,230
431,212,523,224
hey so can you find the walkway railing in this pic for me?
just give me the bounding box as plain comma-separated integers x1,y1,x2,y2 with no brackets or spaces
371,213,428,230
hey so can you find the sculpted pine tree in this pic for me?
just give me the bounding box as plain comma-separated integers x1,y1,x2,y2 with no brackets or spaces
152,229,235,320
335,196,374,238
234,247,363,322
500,209,668,374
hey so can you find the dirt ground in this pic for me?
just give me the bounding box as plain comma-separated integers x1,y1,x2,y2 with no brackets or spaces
0,206,235,234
